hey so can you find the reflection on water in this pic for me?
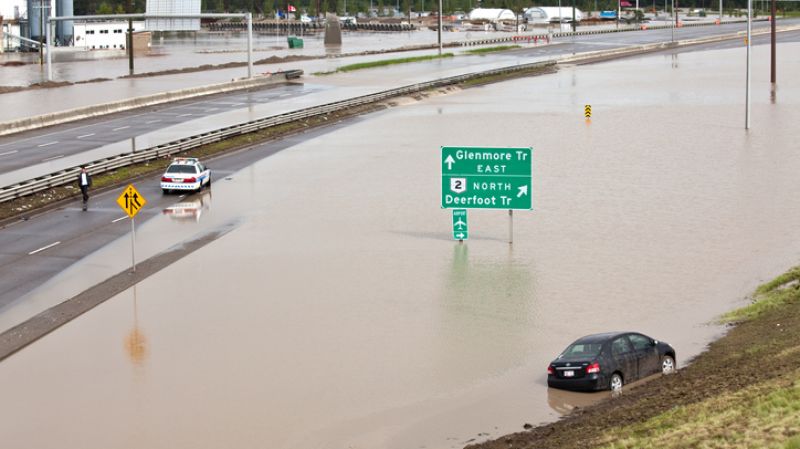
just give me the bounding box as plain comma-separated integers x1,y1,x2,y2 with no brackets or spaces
547,387,610,415
124,286,148,368
161,190,212,223
325,44,343,56
438,243,536,376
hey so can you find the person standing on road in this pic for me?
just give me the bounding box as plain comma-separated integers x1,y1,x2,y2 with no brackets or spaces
78,166,92,211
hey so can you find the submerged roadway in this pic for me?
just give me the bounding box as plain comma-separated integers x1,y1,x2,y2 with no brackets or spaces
0,26,798,323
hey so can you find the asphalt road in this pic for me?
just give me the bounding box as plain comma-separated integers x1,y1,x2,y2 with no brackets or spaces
0,83,321,175
0,117,350,316
0,24,798,323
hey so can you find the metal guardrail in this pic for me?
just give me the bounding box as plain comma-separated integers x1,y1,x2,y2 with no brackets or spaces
0,60,557,204
457,18,760,46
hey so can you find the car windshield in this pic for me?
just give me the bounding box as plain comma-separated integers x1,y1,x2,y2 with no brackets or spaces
561,342,603,358
167,165,198,174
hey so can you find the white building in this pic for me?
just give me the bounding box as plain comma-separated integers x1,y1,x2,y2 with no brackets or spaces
523,7,584,23
73,21,145,50
468,8,517,22
146,0,200,31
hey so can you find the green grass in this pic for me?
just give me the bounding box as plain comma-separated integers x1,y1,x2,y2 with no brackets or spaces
721,267,800,323
333,53,454,73
596,374,800,449
463,45,521,55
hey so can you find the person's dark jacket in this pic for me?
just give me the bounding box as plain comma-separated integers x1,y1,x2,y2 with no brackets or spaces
77,171,92,188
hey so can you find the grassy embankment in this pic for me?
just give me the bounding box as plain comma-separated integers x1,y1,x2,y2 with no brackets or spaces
315,46,521,75
594,267,800,449
314,53,455,75
463,45,521,55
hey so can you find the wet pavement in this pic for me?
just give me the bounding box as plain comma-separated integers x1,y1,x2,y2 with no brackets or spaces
1,41,800,449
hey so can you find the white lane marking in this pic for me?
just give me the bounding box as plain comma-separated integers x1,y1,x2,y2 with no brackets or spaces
77,133,95,139
279,93,292,97
113,126,130,131
42,154,64,162
229,103,244,107
0,150,18,157
178,113,193,117
205,108,218,112
112,216,129,223
28,241,61,255
38,141,58,147
146,119,161,124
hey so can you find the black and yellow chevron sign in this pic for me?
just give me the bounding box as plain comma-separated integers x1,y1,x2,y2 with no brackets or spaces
584,104,592,118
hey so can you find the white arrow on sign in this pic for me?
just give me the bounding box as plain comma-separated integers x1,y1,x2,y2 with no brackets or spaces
444,155,455,170
456,233,465,239
517,185,529,198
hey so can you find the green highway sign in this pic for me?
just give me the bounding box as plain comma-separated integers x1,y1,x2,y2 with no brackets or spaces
441,146,532,210
452,209,468,240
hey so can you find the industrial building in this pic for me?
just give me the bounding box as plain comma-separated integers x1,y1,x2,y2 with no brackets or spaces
1,0,73,50
1,0,200,52
73,21,147,50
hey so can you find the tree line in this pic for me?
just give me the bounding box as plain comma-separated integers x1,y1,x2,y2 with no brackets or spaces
72,0,798,16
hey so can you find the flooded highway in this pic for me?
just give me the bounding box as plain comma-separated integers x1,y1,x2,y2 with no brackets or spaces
1,42,799,449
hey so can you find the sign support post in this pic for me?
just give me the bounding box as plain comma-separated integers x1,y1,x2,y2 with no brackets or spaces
441,147,532,243
116,184,147,274
508,209,513,244
130,217,136,273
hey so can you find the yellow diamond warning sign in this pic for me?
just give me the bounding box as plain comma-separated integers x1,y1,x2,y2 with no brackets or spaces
116,184,146,218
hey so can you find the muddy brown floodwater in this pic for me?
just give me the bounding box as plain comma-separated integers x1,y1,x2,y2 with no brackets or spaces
0,43,799,449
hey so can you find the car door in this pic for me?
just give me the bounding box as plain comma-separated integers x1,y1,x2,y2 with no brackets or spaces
628,333,660,377
610,336,637,382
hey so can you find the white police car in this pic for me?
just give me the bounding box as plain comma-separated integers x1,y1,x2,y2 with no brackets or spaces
160,157,211,194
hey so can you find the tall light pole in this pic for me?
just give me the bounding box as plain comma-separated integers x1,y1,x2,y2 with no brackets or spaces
437,0,442,55
745,0,751,129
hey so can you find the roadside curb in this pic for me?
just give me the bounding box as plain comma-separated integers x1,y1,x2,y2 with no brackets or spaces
0,71,299,137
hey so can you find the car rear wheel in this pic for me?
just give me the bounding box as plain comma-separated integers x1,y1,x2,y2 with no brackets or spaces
662,355,676,374
610,373,623,391
162,189,169,195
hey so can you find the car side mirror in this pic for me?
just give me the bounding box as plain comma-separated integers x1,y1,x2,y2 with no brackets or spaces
652,340,659,346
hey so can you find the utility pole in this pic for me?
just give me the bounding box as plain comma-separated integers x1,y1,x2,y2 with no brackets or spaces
38,0,45,65
128,0,134,74
572,0,576,32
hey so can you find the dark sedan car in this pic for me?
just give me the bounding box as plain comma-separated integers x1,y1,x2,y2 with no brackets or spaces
547,332,676,392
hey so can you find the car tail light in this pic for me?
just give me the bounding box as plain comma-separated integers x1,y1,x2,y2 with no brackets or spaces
586,362,600,374
161,177,172,182
547,366,554,375
183,177,197,183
